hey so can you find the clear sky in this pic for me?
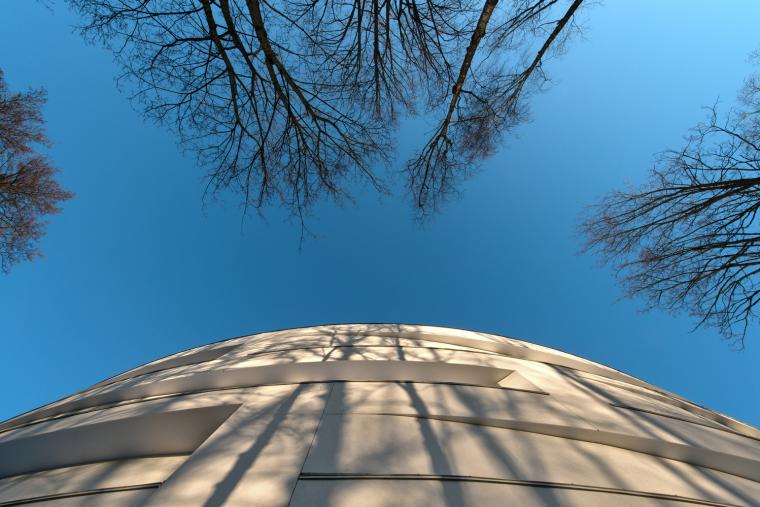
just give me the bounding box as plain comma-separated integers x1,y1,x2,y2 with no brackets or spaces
1,1,759,426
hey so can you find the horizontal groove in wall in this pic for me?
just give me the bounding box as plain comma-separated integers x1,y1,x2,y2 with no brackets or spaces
253,328,650,389
92,344,240,389
246,344,503,359
297,473,739,507
570,372,760,441
0,379,547,436
0,361,511,431
610,404,757,441
0,483,160,507
318,411,760,484
0,404,239,479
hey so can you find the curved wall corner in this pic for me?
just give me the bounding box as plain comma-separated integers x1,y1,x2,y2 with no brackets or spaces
1,324,758,507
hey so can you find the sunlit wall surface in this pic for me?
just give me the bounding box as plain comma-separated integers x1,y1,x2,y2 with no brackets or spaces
1,324,758,506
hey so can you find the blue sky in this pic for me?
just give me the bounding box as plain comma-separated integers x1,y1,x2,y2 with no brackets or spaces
1,1,759,426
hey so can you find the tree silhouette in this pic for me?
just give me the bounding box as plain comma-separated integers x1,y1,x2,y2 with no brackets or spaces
582,60,760,347
409,0,582,214
67,0,585,221
0,70,72,273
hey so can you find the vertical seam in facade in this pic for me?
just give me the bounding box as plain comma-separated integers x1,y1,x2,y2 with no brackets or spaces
285,381,335,507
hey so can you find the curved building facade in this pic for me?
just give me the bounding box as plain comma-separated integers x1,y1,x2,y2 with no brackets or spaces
1,324,758,506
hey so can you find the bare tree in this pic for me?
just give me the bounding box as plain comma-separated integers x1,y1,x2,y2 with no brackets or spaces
582,63,760,347
408,0,583,215
67,0,585,221
0,70,72,273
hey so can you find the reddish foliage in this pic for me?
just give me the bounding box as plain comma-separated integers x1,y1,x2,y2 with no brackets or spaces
0,69,72,272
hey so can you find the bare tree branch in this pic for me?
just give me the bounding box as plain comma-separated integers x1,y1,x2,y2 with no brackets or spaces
582,66,760,347
67,0,585,222
407,0,584,217
0,69,73,273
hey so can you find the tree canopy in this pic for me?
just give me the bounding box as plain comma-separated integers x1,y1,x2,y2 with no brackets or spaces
583,59,760,348
68,0,585,221
0,70,72,273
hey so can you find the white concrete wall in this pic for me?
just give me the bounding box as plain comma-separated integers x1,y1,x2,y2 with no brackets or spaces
0,324,757,506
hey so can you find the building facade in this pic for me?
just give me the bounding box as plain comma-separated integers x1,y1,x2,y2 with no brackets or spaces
0,324,758,506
